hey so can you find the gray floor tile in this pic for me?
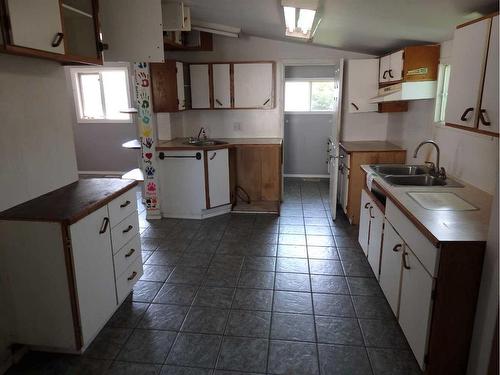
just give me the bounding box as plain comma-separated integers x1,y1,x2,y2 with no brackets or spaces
347,277,383,296
279,225,305,234
161,365,213,375
186,240,219,254
337,248,366,262
181,307,229,334
275,272,311,292
278,234,306,245
204,269,240,288
304,217,330,226
271,313,315,341
351,295,394,320
313,293,355,317
367,348,422,375
318,344,372,375
142,251,154,263
307,246,339,260
274,291,313,314
315,316,363,345
107,300,149,328
358,319,409,349
238,270,275,289
132,281,163,303
305,226,332,236
84,327,132,360
178,253,214,268
276,258,309,273
307,235,335,247
166,333,222,368
216,337,268,373
279,216,304,225
309,259,344,276
117,329,176,364
138,304,189,331
106,361,161,374
310,275,349,294
141,238,161,251
342,259,375,277
232,289,273,311
277,245,308,258
213,371,262,375
243,256,276,271
194,287,235,308
268,340,319,375
146,251,182,266
335,237,360,248
225,310,271,338
154,284,198,305
244,243,277,257
141,265,175,282
167,266,207,285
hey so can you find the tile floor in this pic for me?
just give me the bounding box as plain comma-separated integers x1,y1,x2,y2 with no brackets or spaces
7,178,422,375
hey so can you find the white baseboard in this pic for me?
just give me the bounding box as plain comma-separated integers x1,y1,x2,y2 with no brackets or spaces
78,171,127,176
284,174,329,178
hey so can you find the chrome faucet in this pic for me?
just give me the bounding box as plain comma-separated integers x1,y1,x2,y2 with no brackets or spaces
413,140,446,180
197,127,207,141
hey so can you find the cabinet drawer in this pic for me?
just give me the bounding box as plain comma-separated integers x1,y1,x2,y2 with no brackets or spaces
108,189,137,228
111,213,140,252
386,199,440,277
116,256,143,303
114,234,142,278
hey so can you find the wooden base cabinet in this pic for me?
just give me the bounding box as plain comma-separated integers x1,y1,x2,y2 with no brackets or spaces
0,182,141,352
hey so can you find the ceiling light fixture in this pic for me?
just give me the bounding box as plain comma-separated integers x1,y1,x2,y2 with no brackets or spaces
281,0,319,40
284,6,296,33
191,20,241,38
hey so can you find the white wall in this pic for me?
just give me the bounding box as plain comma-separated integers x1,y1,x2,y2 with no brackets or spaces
165,35,389,140
0,54,79,372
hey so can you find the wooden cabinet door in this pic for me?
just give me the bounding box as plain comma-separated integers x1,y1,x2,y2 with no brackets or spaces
207,148,230,208
150,61,179,112
479,15,499,134
7,0,65,54
212,64,231,109
234,63,274,108
176,62,186,110
70,205,116,346
190,64,211,109
347,59,378,113
367,203,384,278
445,18,490,128
379,220,403,316
398,246,434,370
379,55,390,83
358,189,371,256
100,0,164,62
389,50,404,81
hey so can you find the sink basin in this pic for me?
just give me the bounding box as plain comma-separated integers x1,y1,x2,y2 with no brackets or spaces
384,175,464,187
183,139,228,147
370,164,430,175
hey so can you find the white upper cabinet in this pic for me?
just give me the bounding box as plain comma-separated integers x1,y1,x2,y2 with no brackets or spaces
100,0,164,62
358,189,371,256
445,18,490,128
190,64,211,109
348,59,378,113
379,51,403,83
7,0,65,54
212,64,232,109
478,15,499,133
234,63,274,109
207,149,230,208
379,55,390,83
176,62,186,110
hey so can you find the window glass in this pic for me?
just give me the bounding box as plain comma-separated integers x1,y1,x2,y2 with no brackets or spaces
311,81,334,111
285,81,310,112
102,71,130,120
284,80,334,112
79,73,104,119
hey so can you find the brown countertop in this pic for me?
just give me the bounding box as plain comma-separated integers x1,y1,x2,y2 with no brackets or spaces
362,165,492,245
156,138,283,151
0,178,138,225
340,141,405,153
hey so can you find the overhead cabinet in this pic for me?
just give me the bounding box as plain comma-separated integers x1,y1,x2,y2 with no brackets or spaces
445,14,498,136
347,59,379,113
189,61,275,110
150,60,187,112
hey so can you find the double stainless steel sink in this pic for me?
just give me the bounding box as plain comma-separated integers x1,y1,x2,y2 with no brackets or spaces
370,164,464,187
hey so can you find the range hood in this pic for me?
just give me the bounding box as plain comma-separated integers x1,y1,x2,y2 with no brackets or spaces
370,81,437,103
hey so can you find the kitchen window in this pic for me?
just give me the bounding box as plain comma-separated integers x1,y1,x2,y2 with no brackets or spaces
434,63,451,122
70,66,132,123
285,79,335,112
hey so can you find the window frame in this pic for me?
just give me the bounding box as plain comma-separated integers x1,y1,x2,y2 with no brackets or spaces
284,77,335,114
434,63,451,123
70,66,133,124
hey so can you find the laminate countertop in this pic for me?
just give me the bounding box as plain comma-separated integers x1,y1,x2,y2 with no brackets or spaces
340,141,405,153
0,178,138,225
156,138,283,151
362,165,493,245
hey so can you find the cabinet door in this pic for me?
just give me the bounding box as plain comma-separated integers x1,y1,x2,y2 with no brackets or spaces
212,64,231,109
100,0,164,62
358,189,371,256
234,63,274,108
70,205,116,346
389,50,404,81
367,203,384,278
445,18,490,128
190,64,211,109
398,246,434,370
150,61,179,113
379,55,390,83
207,148,230,208
478,16,499,134
347,59,378,113
7,0,65,54
176,62,186,110
61,0,99,60
379,220,403,316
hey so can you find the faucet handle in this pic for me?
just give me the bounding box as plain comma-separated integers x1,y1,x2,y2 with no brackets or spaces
438,167,447,180
424,161,436,172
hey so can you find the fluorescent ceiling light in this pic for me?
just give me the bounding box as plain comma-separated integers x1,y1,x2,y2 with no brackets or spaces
284,6,296,33
297,8,315,35
281,1,318,40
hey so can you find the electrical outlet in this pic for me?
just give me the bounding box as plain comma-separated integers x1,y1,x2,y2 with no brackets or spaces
233,122,241,131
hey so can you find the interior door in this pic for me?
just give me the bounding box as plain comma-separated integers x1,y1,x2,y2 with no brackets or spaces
328,60,344,220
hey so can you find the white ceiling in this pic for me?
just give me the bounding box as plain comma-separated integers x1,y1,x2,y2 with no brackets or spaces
182,0,498,54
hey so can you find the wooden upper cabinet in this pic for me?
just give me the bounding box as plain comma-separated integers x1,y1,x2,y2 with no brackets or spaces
150,60,186,113
233,63,274,109
212,64,231,109
445,13,498,136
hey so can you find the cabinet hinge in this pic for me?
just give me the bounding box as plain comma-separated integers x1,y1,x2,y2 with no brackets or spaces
424,354,429,364
431,289,436,300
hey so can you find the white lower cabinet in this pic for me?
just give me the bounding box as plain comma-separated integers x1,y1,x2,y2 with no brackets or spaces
379,220,403,316
398,246,434,369
207,149,230,208
367,203,383,278
358,189,371,256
